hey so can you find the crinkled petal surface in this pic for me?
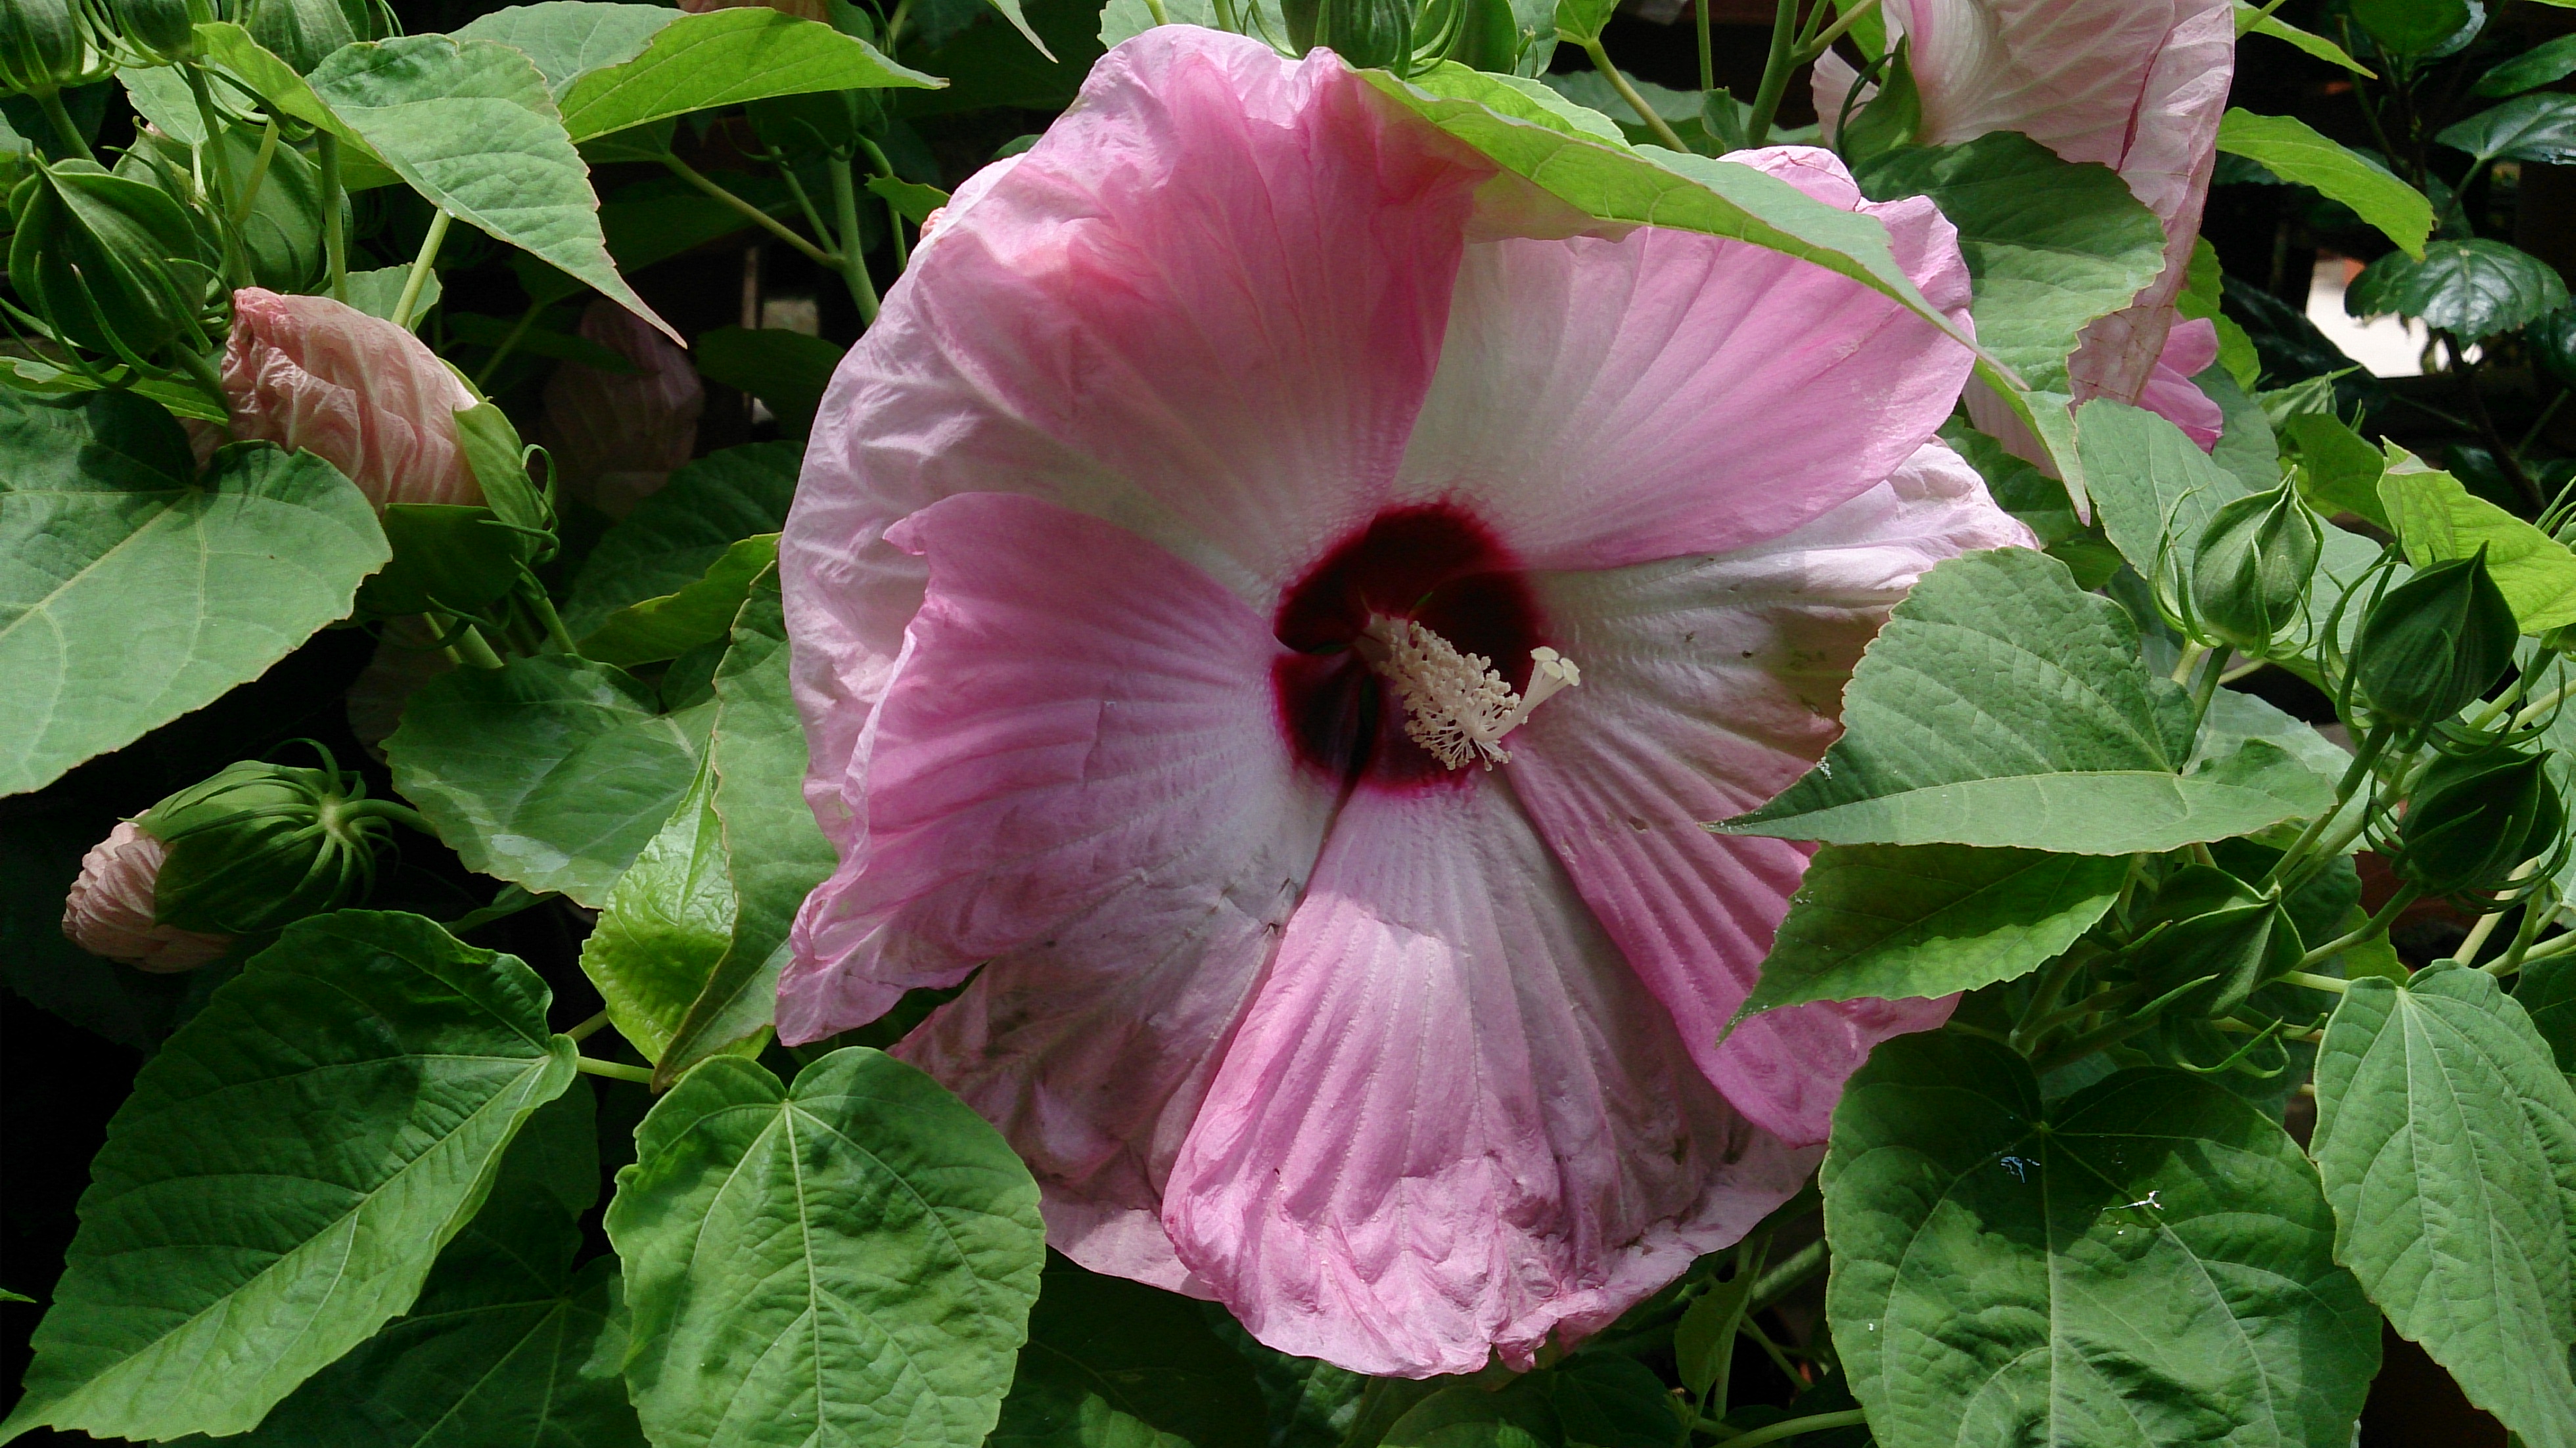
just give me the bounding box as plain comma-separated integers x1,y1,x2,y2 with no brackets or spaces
1391,149,1973,570
2133,315,2226,451
221,287,481,509
1162,771,1818,1376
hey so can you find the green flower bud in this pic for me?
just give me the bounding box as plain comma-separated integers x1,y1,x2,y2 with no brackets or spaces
0,0,104,96
2131,865,2303,1019
237,0,353,74
2190,484,2321,654
138,758,393,935
8,158,219,363
92,0,212,64
1304,0,1412,70
2353,547,2518,727
2396,747,2564,900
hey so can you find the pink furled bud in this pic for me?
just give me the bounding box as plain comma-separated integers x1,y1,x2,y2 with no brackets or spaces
677,0,827,18
540,298,704,519
221,288,483,510
61,821,233,973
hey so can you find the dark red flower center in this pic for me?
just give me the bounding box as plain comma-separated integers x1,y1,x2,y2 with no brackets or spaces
1271,505,1544,790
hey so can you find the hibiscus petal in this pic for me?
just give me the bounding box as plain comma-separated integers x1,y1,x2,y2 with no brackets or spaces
1391,148,1974,570
1504,443,2036,1146
2133,316,2226,451
783,26,1491,867
1164,773,1817,1377
781,493,1333,1052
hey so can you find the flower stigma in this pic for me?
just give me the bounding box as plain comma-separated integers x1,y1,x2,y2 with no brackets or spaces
1354,616,1580,770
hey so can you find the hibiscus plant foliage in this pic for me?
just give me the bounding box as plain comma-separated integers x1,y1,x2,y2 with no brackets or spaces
7,0,2576,1443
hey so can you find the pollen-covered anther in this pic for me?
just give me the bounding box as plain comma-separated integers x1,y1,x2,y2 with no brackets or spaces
1358,617,1580,770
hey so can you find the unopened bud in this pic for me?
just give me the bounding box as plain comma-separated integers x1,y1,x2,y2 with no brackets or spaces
221,287,483,509
2191,484,2321,654
2397,748,2564,900
61,821,233,972
2131,865,2303,1019
93,0,212,64
0,0,105,96
2354,547,2517,727
235,0,352,72
539,298,702,519
9,158,219,363
139,758,391,935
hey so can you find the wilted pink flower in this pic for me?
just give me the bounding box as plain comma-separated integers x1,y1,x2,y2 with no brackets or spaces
676,0,826,19
222,288,482,509
540,299,704,520
62,822,232,973
1818,0,2235,440
780,28,2031,1376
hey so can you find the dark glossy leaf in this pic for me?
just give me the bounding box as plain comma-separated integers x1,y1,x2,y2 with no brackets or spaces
1,913,578,1442
2351,0,2470,53
386,656,712,907
1825,1032,2380,1448
2439,92,2576,164
577,532,779,667
607,1049,1045,1448
2347,238,2567,344
1200,1311,1366,1448
566,441,800,635
2311,964,2576,1445
691,326,846,436
0,393,387,797
2477,32,2576,95
991,1256,1268,1448
2518,956,2576,1076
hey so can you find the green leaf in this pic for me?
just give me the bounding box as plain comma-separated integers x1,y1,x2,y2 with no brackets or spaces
555,7,940,145
2347,238,2568,344
2476,32,2576,98
2218,110,2429,259
342,263,441,326
1721,549,2318,854
869,174,949,225
1379,1379,1559,1448
201,1087,648,1448
386,656,712,907
302,35,676,340
566,441,800,636
2234,1,2374,76
2377,445,2576,631
1743,845,2127,1017
2519,956,2576,1076
1544,1356,1676,1448
1199,1312,1366,1448
691,326,847,436
1553,0,1616,44
991,1256,1269,1448
607,1048,1046,1448
453,1,681,97
2351,0,2470,53
580,756,737,1064
655,571,834,1085
2311,965,2576,1447
1362,62,1996,372
1824,1031,2380,1448
2439,92,2576,166
1,913,578,1442
0,393,389,798
1855,131,2166,391
976,0,1059,64
2287,411,2389,528
578,532,781,667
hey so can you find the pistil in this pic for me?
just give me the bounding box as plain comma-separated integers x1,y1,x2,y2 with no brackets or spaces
1356,617,1580,770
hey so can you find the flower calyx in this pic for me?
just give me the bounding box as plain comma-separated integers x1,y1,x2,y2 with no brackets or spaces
1357,616,1578,771
138,748,405,935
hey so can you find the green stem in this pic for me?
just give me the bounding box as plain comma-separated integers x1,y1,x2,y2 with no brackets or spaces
828,160,882,325
857,135,911,271
1794,0,1879,62
334,798,434,834
1742,0,1803,149
2261,725,2391,893
445,622,506,669
576,1056,653,1084
526,582,580,655
2281,970,2351,995
2450,884,2524,968
1747,1238,1826,1315
390,210,451,332
229,120,280,229
773,158,838,256
35,87,95,164
317,132,347,302
1702,1410,1868,1447
2188,645,2229,734
180,67,236,200
2293,887,2417,971
1695,0,1714,92
662,154,838,267
1140,0,1168,25
2011,941,2104,1052
1735,1317,1806,1386
564,1009,612,1042
2487,885,2551,976
471,299,544,390
1581,39,1688,151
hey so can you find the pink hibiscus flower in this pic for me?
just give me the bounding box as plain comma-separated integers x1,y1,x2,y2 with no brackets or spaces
780,27,2031,1375
1817,0,2236,446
